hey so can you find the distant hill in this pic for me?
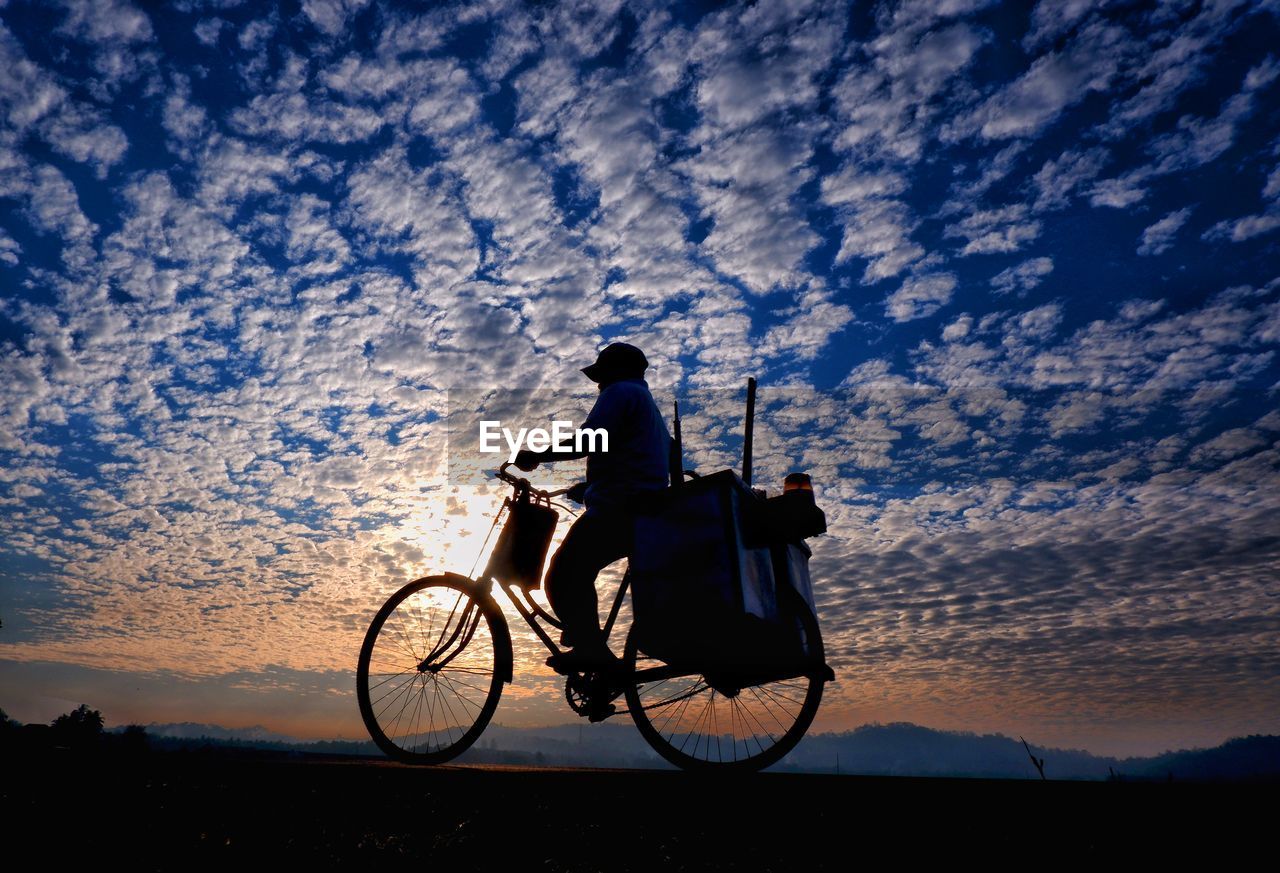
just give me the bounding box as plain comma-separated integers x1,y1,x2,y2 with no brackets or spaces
111,720,1280,781
134,722,304,744
1124,735,1280,782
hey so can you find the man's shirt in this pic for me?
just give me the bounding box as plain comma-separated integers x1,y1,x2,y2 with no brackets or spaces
579,378,672,512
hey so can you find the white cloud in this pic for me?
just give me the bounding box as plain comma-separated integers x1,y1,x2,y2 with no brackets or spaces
161,75,209,145
1190,427,1268,464
237,16,276,52
1147,56,1279,173
301,0,371,37
1202,212,1280,243
0,228,20,266
1030,147,1109,212
1199,154,1280,244
56,0,153,44
193,18,225,47
1264,164,1280,201
942,314,973,342
1090,55,1280,209
1087,174,1148,209
38,107,128,178
944,205,1041,256
885,272,958,322
760,285,855,361
1099,0,1255,137
343,146,479,289
1138,207,1193,256
831,195,924,283
1022,0,1105,50
949,21,1132,141
26,164,97,256
231,54,387,143
991,256,1054,295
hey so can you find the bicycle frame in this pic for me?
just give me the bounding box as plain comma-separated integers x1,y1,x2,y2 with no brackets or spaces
458,463,688,692
463,463,617,657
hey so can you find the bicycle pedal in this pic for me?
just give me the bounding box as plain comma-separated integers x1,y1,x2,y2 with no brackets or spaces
546,648,618,676
586,702,616,723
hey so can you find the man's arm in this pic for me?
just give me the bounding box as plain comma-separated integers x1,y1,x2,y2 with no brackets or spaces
514,443,588,470
513,385,628,471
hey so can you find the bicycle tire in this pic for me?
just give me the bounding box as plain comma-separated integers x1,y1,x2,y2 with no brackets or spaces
623,584,827,772
357,575,510,764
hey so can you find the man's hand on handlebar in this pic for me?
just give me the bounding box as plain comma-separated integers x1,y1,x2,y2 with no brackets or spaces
566,482,588,505
513,449,541,472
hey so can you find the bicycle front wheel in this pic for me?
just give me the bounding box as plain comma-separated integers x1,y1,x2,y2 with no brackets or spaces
623,585,827,772
356,575,510,764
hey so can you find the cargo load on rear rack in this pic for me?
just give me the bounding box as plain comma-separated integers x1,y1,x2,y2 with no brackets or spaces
630,469,821,669
770,539,818,661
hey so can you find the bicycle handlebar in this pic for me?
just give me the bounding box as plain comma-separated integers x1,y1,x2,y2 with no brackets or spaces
496,461,573,499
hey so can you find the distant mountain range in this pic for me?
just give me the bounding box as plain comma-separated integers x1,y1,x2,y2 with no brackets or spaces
122,720,1280,781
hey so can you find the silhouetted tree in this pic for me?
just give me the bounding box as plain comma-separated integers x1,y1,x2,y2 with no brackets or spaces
0,707,17,740
51,704,104,749
117,724,150,755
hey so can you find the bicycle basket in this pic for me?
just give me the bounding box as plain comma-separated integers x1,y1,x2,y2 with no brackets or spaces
482,491,558,589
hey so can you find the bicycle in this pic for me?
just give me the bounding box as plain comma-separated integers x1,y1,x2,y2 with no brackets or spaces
356,462,834,771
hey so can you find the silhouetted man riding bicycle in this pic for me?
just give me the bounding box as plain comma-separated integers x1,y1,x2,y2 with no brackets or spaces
514,342,672,676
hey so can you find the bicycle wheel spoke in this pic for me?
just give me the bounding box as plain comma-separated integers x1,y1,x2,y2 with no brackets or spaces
712,693,723,762
643,677,705,710
437,672,492,698
433,676,465,747
755,680,808,706
439,684,483,716
387,610,421,662
732,697,768,756
383,674,421,744
438,672,485,712
652,678,704,739
753,681,805,718
744,685,789,738
372,671,420,719
695,690,718,758
413,592,432,664
366,665,417,693
676,689,713,754
406,675,428,751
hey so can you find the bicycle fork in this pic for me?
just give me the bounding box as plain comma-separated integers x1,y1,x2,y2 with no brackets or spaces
417,595,484,673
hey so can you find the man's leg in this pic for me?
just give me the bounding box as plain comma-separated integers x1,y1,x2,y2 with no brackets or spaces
544,509,633,652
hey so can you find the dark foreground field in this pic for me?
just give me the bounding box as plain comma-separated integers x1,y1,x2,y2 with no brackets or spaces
5,748,1270,868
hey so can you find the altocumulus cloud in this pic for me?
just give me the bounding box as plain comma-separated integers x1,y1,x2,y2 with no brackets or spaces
0,0,1278,756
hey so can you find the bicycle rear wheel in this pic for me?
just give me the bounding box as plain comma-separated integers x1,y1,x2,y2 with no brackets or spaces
623,585,827,772
357,575,510,764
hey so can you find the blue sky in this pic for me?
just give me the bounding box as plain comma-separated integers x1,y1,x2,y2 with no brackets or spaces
1,0,1278,756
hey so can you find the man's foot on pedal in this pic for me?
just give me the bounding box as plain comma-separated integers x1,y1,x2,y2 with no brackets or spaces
546,646,618,676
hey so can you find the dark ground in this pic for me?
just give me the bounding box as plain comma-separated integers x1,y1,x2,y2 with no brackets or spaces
4,747,1270,868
